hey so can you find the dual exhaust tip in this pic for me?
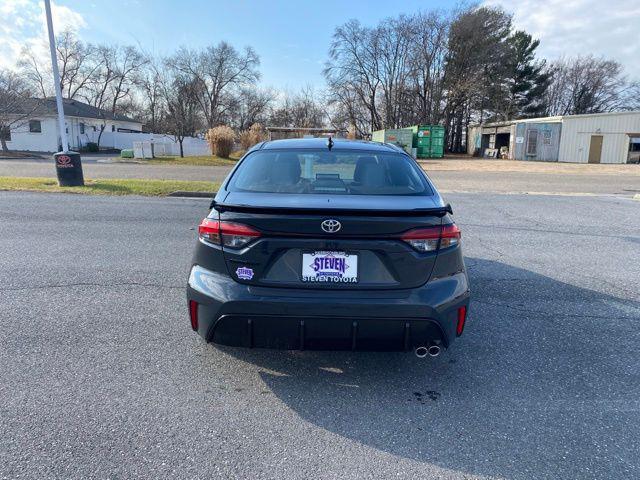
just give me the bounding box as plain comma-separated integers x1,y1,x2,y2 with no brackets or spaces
414,344,441,358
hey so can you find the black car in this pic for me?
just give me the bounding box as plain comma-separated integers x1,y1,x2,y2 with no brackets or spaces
187,138,470,356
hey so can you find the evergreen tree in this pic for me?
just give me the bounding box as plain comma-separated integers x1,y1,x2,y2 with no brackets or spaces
502,31,551,119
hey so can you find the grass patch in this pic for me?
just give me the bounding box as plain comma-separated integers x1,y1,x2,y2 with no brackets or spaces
147,154,241,166
0,176,218,197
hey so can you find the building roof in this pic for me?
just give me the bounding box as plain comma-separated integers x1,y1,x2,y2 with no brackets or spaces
3,97,140,124
472,110,640,128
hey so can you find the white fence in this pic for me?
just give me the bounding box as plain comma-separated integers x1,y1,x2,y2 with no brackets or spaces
85,131,210,157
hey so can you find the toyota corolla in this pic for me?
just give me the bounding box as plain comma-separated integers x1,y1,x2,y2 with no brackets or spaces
187,138,470,356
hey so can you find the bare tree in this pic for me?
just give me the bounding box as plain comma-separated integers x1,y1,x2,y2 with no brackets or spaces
544,56,633,115
407,10,449,125
161,70,203,157
19,29,102,100
225,86,274,130
325,85,370,138
375,16,415,128
137,60,166,132
0,69,40,152
167,42,260,128
107,46,148,115
325,20,383,132
269,87,326,128
81,45,147,146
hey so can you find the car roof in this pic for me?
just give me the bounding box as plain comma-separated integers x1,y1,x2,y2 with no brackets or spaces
257,138,403,153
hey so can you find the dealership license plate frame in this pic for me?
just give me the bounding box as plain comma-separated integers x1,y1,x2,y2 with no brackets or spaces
301,250,359,284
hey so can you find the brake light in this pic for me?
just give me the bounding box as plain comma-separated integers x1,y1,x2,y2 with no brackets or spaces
401,223,461,252
198,218,221,244
456,305,467,336
440,223,461,249
198,218,261,248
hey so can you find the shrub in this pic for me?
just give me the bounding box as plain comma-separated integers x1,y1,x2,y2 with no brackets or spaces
249,123,267,145
206,125,235,158
239,130,253,151
85,142,99,152
239,123,267,150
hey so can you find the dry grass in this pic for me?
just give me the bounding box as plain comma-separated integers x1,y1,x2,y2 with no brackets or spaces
147,155,239,166
0,176,218,196
206,126,235,158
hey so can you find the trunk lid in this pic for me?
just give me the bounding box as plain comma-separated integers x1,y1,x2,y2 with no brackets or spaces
214,193,446,290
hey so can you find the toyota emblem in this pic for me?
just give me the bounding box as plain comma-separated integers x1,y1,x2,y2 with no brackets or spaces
321,219,341,233
57,155,72,166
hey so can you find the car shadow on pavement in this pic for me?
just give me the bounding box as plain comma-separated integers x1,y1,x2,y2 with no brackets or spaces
217,257,640,479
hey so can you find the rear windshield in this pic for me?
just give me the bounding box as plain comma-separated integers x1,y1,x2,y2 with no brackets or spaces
227,149,432,195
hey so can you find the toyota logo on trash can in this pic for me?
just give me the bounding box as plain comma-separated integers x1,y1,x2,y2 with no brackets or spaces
56,155,73,168
321,219,341,233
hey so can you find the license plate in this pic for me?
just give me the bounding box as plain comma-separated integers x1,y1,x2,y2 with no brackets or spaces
301,251,358,283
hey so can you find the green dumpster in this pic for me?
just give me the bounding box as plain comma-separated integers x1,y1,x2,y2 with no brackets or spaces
371,128,414,155
409,125,445,159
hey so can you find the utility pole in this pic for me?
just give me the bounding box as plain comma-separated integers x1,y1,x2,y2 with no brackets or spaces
44,0,84,186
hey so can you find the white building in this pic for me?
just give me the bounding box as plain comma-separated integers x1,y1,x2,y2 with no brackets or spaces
468,110,640,164
1,97,143,153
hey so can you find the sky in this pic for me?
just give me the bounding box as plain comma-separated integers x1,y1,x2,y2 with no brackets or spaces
2,0,640,90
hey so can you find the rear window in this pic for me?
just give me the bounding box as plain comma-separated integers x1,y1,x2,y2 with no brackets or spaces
228,149,432,195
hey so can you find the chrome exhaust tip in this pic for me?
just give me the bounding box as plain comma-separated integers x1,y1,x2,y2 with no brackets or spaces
414,346,429,358
427,344,441,357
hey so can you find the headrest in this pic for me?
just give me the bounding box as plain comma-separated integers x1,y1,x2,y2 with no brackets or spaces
273,153,301,184
354,156,378,183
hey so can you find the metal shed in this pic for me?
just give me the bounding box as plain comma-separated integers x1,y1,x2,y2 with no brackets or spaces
513,121,562,162
467,118,562,161
557,111,640,164
468,110,640,163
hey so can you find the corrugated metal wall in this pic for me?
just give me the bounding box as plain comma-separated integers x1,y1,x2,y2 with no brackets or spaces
558,112,640,163
467,125,481,155
513,122,562,161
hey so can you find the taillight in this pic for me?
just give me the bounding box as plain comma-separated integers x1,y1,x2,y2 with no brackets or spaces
440,223,461,249
198,218,221,244
401,223,461,252
198,218,261,248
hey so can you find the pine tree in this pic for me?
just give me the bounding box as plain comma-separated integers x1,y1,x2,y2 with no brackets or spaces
503,31,551,119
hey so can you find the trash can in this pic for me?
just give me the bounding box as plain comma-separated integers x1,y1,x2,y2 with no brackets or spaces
54,151,84,187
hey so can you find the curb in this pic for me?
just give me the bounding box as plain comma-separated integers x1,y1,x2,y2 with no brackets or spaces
168,191,214,198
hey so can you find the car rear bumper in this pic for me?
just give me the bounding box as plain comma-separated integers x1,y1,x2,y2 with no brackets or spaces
186,267,470,351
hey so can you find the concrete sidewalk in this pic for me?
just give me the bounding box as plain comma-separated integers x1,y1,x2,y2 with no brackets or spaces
1,157,639,196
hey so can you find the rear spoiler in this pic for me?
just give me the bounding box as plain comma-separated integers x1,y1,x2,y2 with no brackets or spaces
210,200,453,217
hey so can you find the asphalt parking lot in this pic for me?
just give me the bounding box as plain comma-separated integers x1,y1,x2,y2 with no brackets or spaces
1,190,639,479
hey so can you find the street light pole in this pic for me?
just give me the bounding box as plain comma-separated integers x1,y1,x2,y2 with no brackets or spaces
44,0,68,153
44,0,84,186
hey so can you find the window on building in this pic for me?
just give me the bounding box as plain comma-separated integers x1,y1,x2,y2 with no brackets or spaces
0,126,11,142
29,120,42,133
542,130,552,145
80,123,85,134
526,129,538,156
